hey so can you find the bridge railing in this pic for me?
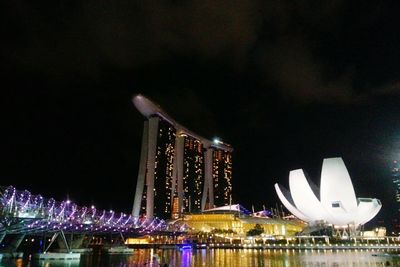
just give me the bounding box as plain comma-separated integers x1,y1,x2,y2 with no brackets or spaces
0,186,166,234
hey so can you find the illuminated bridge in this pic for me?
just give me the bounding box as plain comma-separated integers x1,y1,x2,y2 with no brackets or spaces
0,186,167,255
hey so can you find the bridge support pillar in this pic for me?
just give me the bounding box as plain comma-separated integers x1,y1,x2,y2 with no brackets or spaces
0,232,6,245
6,234,25,252
70,234,85,249
56,233,86,251
57,234,68,250
44,231,70,253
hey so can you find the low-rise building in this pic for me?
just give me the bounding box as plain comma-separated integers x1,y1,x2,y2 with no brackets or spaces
170,204,305,237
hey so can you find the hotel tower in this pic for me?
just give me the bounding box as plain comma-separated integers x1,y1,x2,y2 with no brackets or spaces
131,95,233,220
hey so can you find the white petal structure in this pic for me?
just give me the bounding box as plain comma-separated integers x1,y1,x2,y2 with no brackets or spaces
275,157,382,227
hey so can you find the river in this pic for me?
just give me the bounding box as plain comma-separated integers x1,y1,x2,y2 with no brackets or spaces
2,249,399,266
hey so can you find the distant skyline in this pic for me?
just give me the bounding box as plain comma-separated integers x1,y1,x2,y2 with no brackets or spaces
1,1,400,227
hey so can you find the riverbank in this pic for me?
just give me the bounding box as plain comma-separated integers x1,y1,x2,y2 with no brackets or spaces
126,242,400,250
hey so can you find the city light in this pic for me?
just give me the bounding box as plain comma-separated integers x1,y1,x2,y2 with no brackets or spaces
0,186,167,235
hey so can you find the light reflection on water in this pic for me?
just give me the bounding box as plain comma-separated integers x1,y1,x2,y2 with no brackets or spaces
2,249,400,267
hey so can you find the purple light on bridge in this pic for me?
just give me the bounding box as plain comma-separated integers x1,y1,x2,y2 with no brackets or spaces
0,186,167,235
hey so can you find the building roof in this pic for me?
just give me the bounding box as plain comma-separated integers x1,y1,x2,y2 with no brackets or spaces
204,204,251,215
239,216,303,226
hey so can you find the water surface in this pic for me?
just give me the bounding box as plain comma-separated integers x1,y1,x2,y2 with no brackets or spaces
2,249,399,267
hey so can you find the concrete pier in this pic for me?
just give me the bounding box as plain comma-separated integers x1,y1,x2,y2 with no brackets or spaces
103,245,134,254
33,252,81,260
54,248,92,254
0,252,23,259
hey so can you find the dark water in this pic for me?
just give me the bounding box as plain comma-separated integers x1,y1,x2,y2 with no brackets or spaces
2,249,400,267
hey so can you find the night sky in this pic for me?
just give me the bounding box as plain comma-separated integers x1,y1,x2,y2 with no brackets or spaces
2,1,400,227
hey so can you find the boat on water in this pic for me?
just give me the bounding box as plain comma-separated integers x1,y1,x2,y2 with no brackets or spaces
179,244,193,250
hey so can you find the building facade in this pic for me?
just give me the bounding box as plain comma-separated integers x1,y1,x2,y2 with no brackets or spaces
275,157,382,228
392,160,400,210
131,95,233,220
182,136,204,213
213,149,233,207
174,212,304,237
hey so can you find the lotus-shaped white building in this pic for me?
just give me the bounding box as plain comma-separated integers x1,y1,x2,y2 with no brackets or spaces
275,157,381,227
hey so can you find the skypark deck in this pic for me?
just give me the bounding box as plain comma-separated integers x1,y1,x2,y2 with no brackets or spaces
133,94,233,152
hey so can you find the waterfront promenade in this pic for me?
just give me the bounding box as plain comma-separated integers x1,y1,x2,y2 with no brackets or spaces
1,248,398,267
124,241,400,251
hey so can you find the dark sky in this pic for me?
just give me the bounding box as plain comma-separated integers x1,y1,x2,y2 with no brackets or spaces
1,1,400,226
